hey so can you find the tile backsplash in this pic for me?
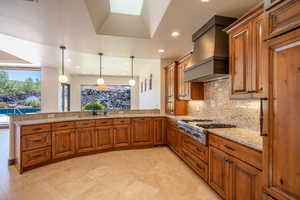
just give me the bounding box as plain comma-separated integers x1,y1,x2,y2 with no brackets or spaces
188,79,260,131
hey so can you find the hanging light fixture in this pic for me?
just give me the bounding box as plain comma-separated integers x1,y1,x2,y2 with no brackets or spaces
129,56,136,86
97,53,105,85
58,46,68,83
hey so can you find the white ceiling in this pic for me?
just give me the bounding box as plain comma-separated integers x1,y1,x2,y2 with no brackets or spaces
0,0,261,75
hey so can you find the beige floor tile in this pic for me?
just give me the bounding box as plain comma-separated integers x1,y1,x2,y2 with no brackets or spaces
0,147,220,200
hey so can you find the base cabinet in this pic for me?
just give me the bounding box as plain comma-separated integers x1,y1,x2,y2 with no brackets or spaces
95,126,113,150
228,156,262,200
76,127,95,153
52,129,76,159
131,118,153,146
153,118,166,145
209,146,230,199
209,146,262,200
113,125,131,147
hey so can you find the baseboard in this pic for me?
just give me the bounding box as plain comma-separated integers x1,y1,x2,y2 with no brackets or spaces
8,159,15,165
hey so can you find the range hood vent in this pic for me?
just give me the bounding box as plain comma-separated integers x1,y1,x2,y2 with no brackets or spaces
184,15,236,82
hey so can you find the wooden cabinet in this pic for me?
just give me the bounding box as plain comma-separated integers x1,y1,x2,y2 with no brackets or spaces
263,28,300,200
225,5,267,99
22,147,51,168
76,127,95,153
264,0,300,39
167,126,182,156
52,129,76,159
113,125,131,147
209,146,262,200
177,54,204,100
95,126,113,150
153,118,166,145
131,118,153,146
165,62,187,115
228,156,262,200
22,132,51,151
209,146,230,199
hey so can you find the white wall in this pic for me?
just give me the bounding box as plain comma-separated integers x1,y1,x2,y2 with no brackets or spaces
136,59,161,109
70,75,139,111
40,67,60,112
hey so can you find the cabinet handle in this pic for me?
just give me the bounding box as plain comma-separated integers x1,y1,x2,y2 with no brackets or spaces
260,98,268,136
31,154,42,159
224,145,235,151
196,148,204,153
32,139,43,143
247,90,256,93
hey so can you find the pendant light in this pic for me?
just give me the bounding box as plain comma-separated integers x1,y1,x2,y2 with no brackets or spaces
97,53,105,85
129,56,136,86
58,46,68,83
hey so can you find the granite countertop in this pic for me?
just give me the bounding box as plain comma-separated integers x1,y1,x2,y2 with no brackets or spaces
208,128,262,151
13,114,198,126
14,113,169,126
14,113,262,151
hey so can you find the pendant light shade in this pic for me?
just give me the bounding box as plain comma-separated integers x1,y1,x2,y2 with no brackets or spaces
97,53,105,85
59,46,68,83
129,56,135,86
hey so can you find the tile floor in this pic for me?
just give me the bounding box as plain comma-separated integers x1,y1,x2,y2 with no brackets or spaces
0,130,220,200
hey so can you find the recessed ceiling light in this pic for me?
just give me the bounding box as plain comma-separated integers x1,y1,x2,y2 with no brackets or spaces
201,0,210,2
171,32,180,37
158,49,165,53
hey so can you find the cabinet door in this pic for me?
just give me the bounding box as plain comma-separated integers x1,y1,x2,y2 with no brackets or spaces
131,118,153,146
177,62,184,99
113,125,131,147
251,14,268,98
230,24,251,96
153,118,166,145
209,146,230,199
52,129,76,159
95,126,113,150
265,29,300,199
76,127,95,153
228,156,262,200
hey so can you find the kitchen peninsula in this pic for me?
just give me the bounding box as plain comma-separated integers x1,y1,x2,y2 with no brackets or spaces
13,109,263,200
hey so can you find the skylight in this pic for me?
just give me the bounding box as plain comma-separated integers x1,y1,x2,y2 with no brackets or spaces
110,0,144,16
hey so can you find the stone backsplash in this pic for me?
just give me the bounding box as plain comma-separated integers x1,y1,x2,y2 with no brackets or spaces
188,79,260,131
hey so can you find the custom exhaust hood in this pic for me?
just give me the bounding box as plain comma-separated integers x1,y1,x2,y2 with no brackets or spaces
184,15,236,82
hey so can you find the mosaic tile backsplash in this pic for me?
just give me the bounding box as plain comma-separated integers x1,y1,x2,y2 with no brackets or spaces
188,79,260,131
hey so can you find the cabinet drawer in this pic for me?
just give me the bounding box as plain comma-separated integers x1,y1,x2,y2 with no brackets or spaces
209,134,262,169
113,118,131,125
22,132,51,151
76,120,95,128
182,149,208,182
266,0,300,38
22,147,51,168
22,124,51,135
52,122,75,130
95,119,113,126
182,134,208,163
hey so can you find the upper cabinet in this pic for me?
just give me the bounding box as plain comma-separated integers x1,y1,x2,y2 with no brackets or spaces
165,62,187,115
225,4,268,99
177,54,204,101
264,0,300,39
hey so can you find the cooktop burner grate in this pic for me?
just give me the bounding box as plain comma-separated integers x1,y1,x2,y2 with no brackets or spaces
195,123,236,129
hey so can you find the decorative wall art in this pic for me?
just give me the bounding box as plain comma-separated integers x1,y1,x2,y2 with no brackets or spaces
149,74,152,90
144,78,147,92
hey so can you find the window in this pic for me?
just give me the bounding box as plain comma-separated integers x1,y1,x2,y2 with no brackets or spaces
81,85,131,110
61,83,70,112
110,0,144,16
0,68,41,125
